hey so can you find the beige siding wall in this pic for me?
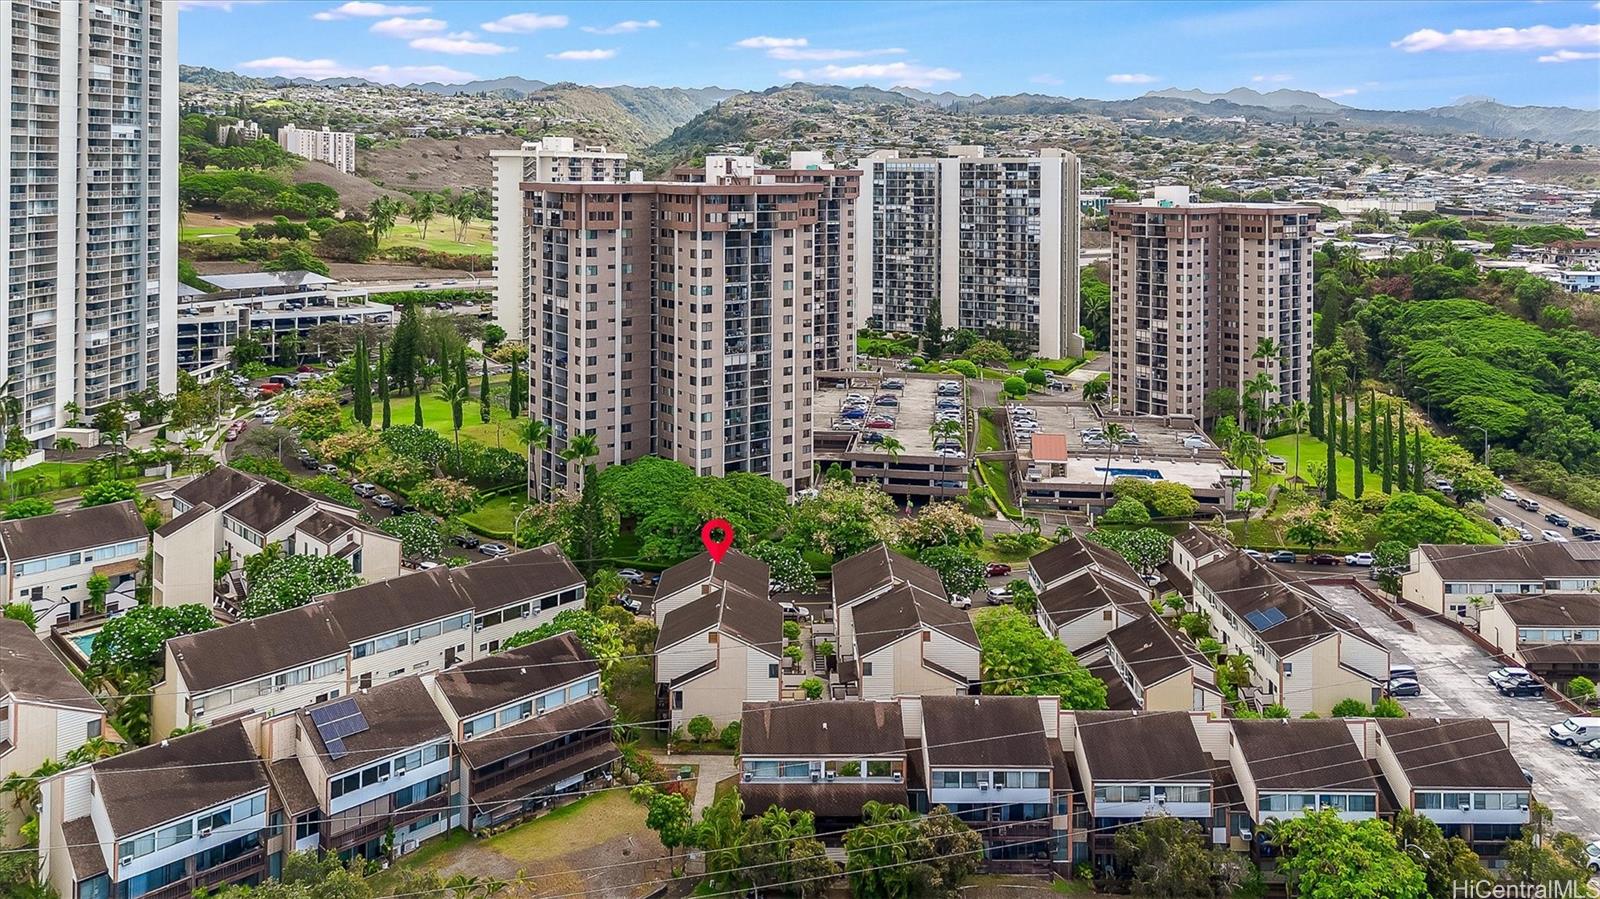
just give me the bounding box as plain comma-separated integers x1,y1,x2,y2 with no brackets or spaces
652,583,712,627
153,654,186,735
1402,555,1445,615
153,515,218,608
657,630,717,684
1054,606,1132,654
1286,638,1376,717
1479,602,1519,655
351,626,467,687
924,630,979,679
671,638,777,730
1143,672,1194,713
355,531,403,583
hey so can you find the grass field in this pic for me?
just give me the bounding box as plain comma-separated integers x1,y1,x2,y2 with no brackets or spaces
976,412,1003,452
180,213,491,256
353,385,527,451
1259,432,1384,499
458,493,523,536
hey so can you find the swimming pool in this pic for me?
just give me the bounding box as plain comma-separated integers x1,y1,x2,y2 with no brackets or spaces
1099,467,1164,480
71,632,97,657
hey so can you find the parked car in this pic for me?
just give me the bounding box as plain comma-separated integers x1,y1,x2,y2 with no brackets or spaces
352,483,379,497
1501,488,1519,501
840,407,867,419
450,534,481,549
1389,665,1418,681
299,456,321,470
1386,678,1422,697
1517,497,1541,512
986,587,1012,605
1576,739,1600,760
373,494,396,508
317,463,339,476
882,378,904,390
1572,525,1595,537
1307,553,1341,566
1548,716,1600,747
984,563,1012,578
949,594,972,610
1487,667,1531,689
1498,677,1545,698
874,395,898,407
1493,516,1513,528
617,593,643,615
1586,842,1600,873
1545,512,1570,527
478,542,510,557
1267,550,1297,564
392,504,418,516
1243,549,1265,560
778,601,811,621
935,448,965,458
1541,530,1569,543
865,417,895,430
1344,552,1375,566
616,568,647,583
1518,527,1535,542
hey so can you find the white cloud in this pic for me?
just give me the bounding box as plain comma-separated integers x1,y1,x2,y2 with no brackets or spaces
1539,48,1600,62
767,45,904,61
480,12,568,34
581,19,659,35
369,16,446,38
735,35,808,49
175,0,265,10
1252,73,1294,83
1392,23,1600,53
1106,73,1160,84
547,48,617,61
1320,87,1360,97
312,2,428,21
784,61,961,89
1030,74,1065,86
236,56,477,84
409,33,514,55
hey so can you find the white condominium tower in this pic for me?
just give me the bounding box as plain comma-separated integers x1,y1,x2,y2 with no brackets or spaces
1108,187,1316,419
857,145,1082,358
276,123,356,174
4,0,176,444
490,137,630,344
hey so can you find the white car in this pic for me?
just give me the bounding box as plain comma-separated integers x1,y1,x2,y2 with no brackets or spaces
1344,552,1375,566
352,482,379,497
1501,488,1519,501
935,448,965,459
986,587,1012,605
1488,667,1530,689
1584,841,1599,873
949,594,972,610
1541,530,1569,543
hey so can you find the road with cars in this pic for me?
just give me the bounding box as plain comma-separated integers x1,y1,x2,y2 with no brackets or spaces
1483,484,1600,546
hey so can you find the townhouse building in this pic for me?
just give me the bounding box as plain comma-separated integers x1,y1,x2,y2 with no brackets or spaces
846,578,980,700
0,618,108,845
1477,591,1600,688
153,545,586,736
1372,717,1531,862
1166,524,1231,593
831,544,949,652
1228,718,1380,835
737,701,908,826
1068,710,1217,868
654,577,782,731
1029,536,1154,654
856,146,1082,357
1108,188,1315,419
1190,551,1387,716
0,501,147,634
1402,541,1600,622
1083,615,1224,714
155,466,402,609
429,632,616,830
650,548,769,627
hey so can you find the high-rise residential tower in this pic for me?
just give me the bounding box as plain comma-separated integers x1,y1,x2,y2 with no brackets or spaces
857,146,1081,358
1108,187,1315,420
489,138,629,344
276,122,355,174
4,0,177,444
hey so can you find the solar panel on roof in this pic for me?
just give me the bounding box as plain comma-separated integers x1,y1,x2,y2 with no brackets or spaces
308,697,358,726
1245,607,1288,631
326,737,346,761
310,697,369,746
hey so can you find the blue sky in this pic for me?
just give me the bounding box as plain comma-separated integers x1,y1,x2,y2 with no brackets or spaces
177,0,1600,109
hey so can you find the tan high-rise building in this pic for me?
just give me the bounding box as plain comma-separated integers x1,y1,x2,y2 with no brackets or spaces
1108,188,1315,419
276,122,356,174
857,146,1081,358
507,154,855,496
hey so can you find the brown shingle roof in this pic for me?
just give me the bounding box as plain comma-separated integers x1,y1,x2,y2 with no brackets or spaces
921,695,1050,769
1176,524,1230,560
1107,615,1200,688
222,479,315,534
455,694,614,769
63,817,106,880
1232,719,1377,793
740,701,905,757
155,501,213,538
852,583,977,657
832,544,947,608
0,500,146,561
168,602,345,693
1037,569,1150,629
1376,718,1528,790
92,720,268,836
1075,711,1211,783
174,466,263,512
321,566,472,643
655,549,769,603
299,677,450,774
1030,536,1143,590
656,584,782,655
268,758,319,816
1493,592,1600,628
1087,656,1137,710
434,631,599,718
450,543,585,612
1194,552,1336,655
1419,542,1600,582
295,509,360,543
0,618,101,711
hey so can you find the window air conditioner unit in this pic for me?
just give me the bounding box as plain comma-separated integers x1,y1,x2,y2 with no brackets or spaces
893,772,902,783
825,772,836,781
979,782,989,791
742,772,753,783
1458,803,1470,813
995,784,1004,791
810,772,820,783
380,773,390,781
199,827,213,837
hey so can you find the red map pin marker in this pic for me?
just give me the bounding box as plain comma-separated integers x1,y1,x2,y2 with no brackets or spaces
700,518,734,563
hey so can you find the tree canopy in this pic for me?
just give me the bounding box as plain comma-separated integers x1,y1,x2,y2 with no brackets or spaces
974,606,1107,710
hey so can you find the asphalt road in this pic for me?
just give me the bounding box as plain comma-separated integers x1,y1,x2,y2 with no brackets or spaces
1483,484,1600,544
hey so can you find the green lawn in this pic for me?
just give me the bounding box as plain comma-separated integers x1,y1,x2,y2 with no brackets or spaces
976,458,1020,517
1011,356,1088,375
457,493,524,537
976,412,1003,452
379,216,492,256
1258,432,1385,499
179,225,240,242
351,386,527,451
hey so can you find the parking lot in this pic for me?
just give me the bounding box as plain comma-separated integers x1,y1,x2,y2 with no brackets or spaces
816,375,966,458
1312,584,1600,839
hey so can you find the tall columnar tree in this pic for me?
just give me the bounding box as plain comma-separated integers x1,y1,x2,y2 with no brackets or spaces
1412,428,1425,492
1325,386,1339,502
389,303,420,392
1351,391,1365,498
1397,416,1409,490
1382,405,1394,494
377,342,391,428
507,351,522,418
1367,388,1379,464
351,333,371,427
1337,393,1349,454
412,375,423,427
479,355,491,424
1309,373,1323,439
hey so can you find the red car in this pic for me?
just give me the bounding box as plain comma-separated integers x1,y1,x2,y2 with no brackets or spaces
985,563,1012,577
297,364,314,373
1306,553,1341,566
865,418,895,429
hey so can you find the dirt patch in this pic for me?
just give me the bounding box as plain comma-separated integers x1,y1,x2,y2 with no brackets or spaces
358,135,525,195
286,158,407,211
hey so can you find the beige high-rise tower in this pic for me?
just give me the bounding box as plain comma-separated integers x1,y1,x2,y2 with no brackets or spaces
1108,188,1315,420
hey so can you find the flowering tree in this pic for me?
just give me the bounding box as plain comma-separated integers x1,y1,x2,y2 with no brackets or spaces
242,554,362,618
379,512,445,558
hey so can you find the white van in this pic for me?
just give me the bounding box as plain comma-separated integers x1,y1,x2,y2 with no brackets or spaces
1548,716,1600,746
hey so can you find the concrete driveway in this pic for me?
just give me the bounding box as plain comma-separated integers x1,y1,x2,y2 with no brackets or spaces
1311,583,1600,839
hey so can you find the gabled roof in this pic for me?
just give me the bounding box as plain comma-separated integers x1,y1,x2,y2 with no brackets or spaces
656,584,782,656
0,500,147,561
155,501,213,539
1376,718,1528,790
0,618,101,711
298,677,450,775
921,695,1051,769
1194,552,1336,656
446,543,584,612
1074,711,1211,783
1492,592,1600,628
222,479,315,534
853,582,978,657
92,720,268,836
1418,541,1600,582
1175,524,1231,561
455,694,614,770
741,701,906,757
832,544,947,608
1037,569,1150,629
433,631,599,719
168,603,346,693
655,549,769,602
1030,536,1143,590
1107,615,1204,688
321,566,472,643
1233,720,1378,793
173,465,264,512
295,509,361,543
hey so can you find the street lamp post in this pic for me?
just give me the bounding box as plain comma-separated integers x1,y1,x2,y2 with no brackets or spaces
511,504,536,550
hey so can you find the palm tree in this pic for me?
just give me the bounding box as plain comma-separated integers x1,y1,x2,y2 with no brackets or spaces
409,192,436,241
1094,422,1127,523
928,417,963,447
1081,376,1108,407
1244,371,1277,436
875,436,904,461
435,378,468,451
560,432,599,490
1287,400,1309,483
